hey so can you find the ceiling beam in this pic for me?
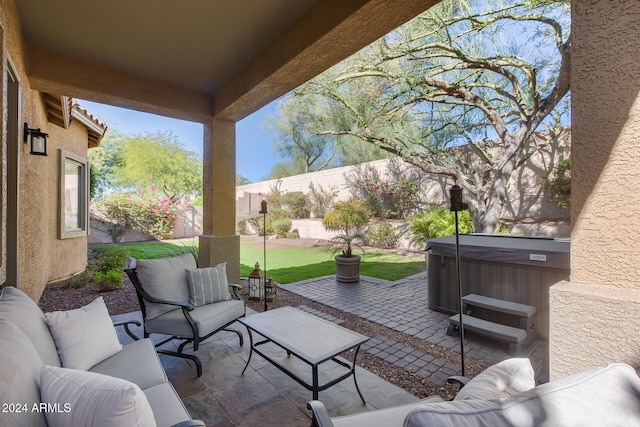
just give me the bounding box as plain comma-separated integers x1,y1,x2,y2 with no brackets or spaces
214,0,438,122
26,46,213,123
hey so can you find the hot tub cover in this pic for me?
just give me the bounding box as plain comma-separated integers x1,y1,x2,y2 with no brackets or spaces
426,234,570,270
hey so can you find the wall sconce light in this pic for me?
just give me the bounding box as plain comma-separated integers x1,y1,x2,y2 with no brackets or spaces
24,123,48,156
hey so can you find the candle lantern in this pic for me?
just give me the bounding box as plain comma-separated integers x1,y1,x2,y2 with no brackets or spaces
265,277,277,302
248,262,264,300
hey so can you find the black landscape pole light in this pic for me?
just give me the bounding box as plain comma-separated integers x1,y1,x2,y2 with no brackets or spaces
450,184,468,377
259,200,268,311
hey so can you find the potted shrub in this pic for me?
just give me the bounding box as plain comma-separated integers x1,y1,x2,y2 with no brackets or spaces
322,198,369,282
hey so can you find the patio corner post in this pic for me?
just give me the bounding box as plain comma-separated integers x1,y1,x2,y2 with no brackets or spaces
199,117,240,284
450,184,468,377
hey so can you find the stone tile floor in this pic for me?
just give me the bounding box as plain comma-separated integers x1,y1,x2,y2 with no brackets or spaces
112,271,549,426
113,310,420,426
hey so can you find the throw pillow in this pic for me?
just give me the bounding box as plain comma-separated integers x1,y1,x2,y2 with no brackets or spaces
0,285,61,366
40,365,156,427
45,297,122,370
186,263,231,307
453,357,535,401
135,253,196,319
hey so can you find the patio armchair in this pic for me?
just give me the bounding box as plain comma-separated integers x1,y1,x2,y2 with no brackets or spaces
125,253,246,377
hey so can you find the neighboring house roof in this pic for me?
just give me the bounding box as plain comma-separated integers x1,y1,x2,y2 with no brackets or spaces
42,93,107,147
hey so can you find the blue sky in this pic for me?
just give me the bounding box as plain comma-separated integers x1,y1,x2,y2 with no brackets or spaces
78,99,279,183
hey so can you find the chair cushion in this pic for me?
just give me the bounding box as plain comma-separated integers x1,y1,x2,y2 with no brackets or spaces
404,363,640,427
186,263,231,307
90,338,167,390
454,358,535,401
136,253,196,320
45,297,122,370
40,365,156,427
331,396,444,427
143,382,193,427
0,285,61,366
0,317,47,427
145,299,245,338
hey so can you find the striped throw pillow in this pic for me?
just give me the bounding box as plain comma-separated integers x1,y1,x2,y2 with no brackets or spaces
186,263,231,307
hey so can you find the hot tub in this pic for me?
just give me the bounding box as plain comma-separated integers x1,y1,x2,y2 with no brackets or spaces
425,234,570,340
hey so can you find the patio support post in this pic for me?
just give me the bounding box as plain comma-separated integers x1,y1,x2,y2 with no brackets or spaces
549,0,640,380
199,117,240,285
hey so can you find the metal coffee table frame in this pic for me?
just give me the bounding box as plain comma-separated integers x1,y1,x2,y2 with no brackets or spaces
239,307,369,403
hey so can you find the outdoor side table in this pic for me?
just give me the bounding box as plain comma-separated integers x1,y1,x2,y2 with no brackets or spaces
239,306,369,403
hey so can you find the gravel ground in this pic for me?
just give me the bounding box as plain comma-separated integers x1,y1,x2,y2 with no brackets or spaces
38,263,486,400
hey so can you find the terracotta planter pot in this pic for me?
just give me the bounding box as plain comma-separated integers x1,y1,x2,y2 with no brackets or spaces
334,254,361,283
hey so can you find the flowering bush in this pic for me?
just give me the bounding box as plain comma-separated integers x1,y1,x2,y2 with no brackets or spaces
95,193,178,241
365,221,401,249
346,163,423,220
135,198,178,239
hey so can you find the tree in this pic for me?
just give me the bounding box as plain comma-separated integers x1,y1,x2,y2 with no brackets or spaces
88,130,128,200
296,0,570,232
118,131,202,202
236,174,252,185
266,93,391,178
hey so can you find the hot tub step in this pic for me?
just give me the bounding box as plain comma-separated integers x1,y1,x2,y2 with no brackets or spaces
447,314,527,355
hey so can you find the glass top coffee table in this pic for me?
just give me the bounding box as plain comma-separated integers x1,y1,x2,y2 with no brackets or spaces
239,306,369,403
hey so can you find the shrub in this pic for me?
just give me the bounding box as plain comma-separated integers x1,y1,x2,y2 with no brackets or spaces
346,162,424,220
366,222,401,249
70,245,129,291
95,194,178,241
66,270,92,289
272,218,293,238
237,219,249,235
94,269,123,292
546,158,570,209
247,208,290,236
307,182,339,218
281,192,310,218
408,206,475,247
286,230,300,239
93,245,129,272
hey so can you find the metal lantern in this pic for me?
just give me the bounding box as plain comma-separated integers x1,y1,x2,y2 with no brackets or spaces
248,262,264,300
265,277,277,302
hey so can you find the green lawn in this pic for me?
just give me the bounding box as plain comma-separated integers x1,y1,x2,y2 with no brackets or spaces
95,237,425,283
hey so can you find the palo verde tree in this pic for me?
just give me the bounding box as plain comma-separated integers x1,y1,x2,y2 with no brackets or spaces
295,0,571,232
266,93,391,178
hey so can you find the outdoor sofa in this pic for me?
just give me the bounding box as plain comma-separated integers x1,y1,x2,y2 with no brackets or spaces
0,285,203,427
308,358,640,426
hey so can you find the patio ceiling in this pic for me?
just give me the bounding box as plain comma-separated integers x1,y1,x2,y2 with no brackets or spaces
14,0,437,122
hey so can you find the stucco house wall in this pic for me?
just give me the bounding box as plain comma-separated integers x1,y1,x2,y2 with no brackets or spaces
1,0,104,300
549,0,640,379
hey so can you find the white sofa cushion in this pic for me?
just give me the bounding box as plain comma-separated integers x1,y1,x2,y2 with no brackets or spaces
454,358,535,400
404,363,640,427
40,365,156,427
0,317,47,427
186,263,231,307
136,253,196,319
45,297,122,370
0,286,61,366
89,338,167,390
330,396,444,427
